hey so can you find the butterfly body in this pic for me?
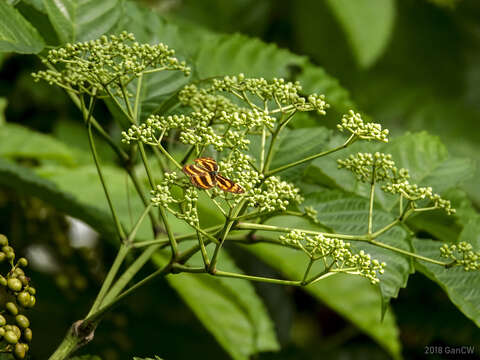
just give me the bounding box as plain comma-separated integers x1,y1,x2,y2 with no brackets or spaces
183,157,244,193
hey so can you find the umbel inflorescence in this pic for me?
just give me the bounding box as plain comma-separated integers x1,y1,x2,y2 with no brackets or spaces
32,33,471,294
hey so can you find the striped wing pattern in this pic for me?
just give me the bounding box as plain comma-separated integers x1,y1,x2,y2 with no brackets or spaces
182,158,244,194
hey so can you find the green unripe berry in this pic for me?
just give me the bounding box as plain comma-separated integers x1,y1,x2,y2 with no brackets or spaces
28,296,35,308
0,252,6,262
17,258,28,267
0,235,8,246
18,275,28,287
0,314,6,326
2,245,13,253
27,287,35,295
6,301,18,315
16,315,29,329
0,275,7,286
8,278,23,292
23,328,32,342
14,268,25,277
4,330,18,344
5,251,15,260
11,325,21,339
17,292,30,307
0,327,5,337
14,343,26,359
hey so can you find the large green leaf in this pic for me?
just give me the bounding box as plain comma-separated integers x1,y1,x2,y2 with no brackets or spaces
325,0,396,68
0,1,45,53
302,191,414,307
154,248,279,360
0,159,118,239
268,127,332,181
0,123,76,165
243,238,401,359
0,98,6,125
43,0,123,44
413,220,480,327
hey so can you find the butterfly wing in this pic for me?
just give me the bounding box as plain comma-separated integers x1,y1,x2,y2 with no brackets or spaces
194,157,219,173
215,174,244,194
182,164,216,189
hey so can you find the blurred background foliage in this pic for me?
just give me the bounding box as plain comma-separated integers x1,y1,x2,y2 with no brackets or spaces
1,0,480,359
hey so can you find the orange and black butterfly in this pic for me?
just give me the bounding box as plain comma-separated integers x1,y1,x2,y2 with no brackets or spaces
182,157,244,194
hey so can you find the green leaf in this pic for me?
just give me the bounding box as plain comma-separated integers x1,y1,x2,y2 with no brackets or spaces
43,0,123,44
325,0,396,68
0,123,76,165
302,191,414,306
0,1,45,53
153,248,279,360
269,127,332,180
0,159,118,240
0,98,6,125
413,222,480,327
244,236,401,359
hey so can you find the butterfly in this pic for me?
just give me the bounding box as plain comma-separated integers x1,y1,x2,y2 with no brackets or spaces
182,157,244,194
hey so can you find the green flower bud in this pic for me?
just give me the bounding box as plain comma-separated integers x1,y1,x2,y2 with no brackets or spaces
11,325,21,339
17,258,28,267
27,296,36,308
0,275,7,286
5,251,15,260
23,328,32,342
0,314,6,326
0,234,8,246
8,278,23,292
27,287,35,295
6,301,18,315
0,252,6,262
17,292,30,307
0,327,5,337
16,315,29,329
14,343,26,359
4,330,18,344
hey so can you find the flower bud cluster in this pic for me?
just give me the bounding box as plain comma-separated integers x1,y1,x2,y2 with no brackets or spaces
32,32,190,94
280,231,385,284
304,206,319,223
337,152,396,183
0,235,35,359
383,181,455,214
338,152,455,215
246,176,303,212
212,74,329,115
440,242,480,271
178,187,200,226
150,173,177,208
121,114,192,144
337,110,389,142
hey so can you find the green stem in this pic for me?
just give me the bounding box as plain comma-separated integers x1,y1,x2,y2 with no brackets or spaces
301,257,315,284
85,98,126,240
266,134,356,177
157,143,182,169
368,166,376,235
133,225,223,248
134,73,143,122
214,270,301,286
87,261,173,324
87,243,130,316
235,222,361,241
47,329,82,360
368,239,449,266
